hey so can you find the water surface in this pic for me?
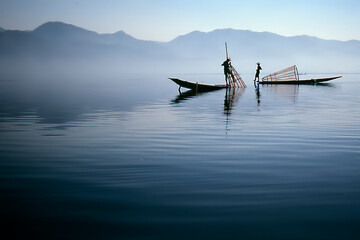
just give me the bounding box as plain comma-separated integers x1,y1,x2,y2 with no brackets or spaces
1,73,360,239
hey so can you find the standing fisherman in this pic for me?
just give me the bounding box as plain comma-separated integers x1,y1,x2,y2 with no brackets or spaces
222,57,234,85
254,62,262,82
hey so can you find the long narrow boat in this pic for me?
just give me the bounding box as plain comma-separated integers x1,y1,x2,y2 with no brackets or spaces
169,78,227,91
259,65,342,84
260,76,342,84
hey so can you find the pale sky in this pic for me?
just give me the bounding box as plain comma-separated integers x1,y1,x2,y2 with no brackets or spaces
0,0,359,42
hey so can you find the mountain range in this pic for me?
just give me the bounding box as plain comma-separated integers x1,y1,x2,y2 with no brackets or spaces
1,21,359,75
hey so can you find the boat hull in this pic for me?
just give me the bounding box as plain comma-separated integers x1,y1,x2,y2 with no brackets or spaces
259,76,341,84
169,78,227,91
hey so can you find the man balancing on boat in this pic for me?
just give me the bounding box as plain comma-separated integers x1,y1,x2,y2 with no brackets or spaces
254,62,262,83
222,57,235,85
169,43,247,90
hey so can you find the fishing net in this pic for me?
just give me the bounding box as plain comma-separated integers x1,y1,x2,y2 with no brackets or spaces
226,64,247,88
261,65,299,82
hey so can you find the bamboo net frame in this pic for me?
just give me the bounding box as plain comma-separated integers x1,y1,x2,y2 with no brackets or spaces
226,64,247,88
261,65,299,82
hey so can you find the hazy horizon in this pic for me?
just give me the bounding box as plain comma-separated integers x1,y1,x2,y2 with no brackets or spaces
1,20,359,75
3,20,360,43
1,0,360,42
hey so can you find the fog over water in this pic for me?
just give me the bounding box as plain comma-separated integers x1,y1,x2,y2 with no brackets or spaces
1,22,360,77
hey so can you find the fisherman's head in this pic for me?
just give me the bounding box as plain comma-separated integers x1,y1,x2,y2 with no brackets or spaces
257,62,261,65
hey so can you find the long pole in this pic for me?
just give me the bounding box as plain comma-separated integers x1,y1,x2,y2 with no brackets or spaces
225,42,228,59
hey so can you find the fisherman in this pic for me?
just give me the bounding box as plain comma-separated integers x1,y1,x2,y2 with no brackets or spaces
254,62,262,82
222,58,234,85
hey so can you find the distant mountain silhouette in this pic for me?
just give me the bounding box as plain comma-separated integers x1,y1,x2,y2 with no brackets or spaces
0,21,359,75
167,28,360,73
0,27,5,32
33,21,98,40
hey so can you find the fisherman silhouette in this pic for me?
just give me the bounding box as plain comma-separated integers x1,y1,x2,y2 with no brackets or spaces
254,62,262,82
222,58,234,85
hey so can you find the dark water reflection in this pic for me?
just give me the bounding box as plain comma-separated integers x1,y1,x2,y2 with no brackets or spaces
1,73,360,239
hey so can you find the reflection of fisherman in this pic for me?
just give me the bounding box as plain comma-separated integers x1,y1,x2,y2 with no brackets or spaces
254,62,262,82
255,83,261,106
222,58,234,85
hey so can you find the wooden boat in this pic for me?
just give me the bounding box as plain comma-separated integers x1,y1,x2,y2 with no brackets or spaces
259,65,342,84
260,76,342,84
169,78,226,91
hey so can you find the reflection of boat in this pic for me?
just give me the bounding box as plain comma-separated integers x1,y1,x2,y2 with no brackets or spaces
261,83,299,103
169,78,226,91
224,87,245,116
169,83,245,135
170,86,245,110
171,89,203,104
260,65,341,84
258,80,335,105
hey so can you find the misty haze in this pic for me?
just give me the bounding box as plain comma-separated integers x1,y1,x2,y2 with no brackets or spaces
1,21,360,77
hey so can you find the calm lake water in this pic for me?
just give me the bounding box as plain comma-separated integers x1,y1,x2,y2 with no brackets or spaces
1,72,360,239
